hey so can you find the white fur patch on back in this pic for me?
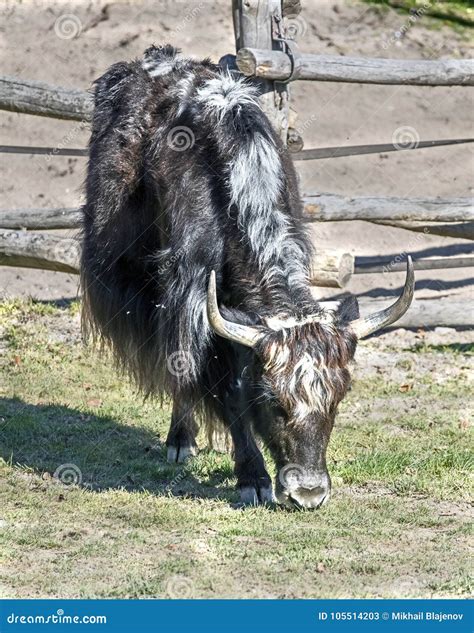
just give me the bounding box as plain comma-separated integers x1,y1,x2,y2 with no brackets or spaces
195,73,259,122
228,133,291,268
142,56,181,78
197,72,310,285
173,72,197,116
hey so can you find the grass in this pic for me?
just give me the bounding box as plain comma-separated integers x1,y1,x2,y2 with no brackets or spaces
0,299,472,598
364,0,474,27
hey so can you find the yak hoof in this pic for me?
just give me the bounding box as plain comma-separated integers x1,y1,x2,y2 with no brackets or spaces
239,485,274,506
240,486,258,505
167,445,197,464
259,485,275,504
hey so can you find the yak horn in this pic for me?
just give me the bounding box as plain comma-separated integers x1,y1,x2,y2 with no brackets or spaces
351,256,415,339
207,271,264,348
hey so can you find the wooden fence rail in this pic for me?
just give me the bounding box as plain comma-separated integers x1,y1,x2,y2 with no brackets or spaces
0,229,351,288
1,228,473,328
0,208,82,230
0,230,80,274
237,49,474,86
302,194,473,224
0,76,92,121
2,196,472,234
1,56,472,124
0,0,472,328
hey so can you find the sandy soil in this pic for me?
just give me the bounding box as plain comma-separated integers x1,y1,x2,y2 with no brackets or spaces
0,0,473,308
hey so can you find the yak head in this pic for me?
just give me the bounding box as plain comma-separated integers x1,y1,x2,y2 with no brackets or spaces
207,258,414,509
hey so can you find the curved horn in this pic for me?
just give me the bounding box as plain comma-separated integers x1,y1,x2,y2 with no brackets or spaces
351,256,415,339
207,271,264,348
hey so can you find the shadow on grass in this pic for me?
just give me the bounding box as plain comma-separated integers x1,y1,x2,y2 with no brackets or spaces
0,397,236,502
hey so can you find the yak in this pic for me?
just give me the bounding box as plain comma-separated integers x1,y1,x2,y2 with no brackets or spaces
81,45,414,509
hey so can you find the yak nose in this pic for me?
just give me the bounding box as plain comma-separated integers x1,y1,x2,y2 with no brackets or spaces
288,485,329,509
277,465,331,509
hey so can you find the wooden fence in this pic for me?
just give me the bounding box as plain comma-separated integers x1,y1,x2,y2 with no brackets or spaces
0,0,473,328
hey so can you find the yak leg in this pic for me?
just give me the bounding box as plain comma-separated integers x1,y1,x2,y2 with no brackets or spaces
223,382,273,505
166,398,199,464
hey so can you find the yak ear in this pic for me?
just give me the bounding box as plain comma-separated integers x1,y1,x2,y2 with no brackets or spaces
336,295,360,323
220,305,263,328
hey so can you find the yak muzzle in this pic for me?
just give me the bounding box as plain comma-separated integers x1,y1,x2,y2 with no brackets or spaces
288,485,330,509
276,466,331,509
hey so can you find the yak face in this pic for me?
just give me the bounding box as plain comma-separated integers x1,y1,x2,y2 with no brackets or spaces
206,261,414,508
252,311,357,509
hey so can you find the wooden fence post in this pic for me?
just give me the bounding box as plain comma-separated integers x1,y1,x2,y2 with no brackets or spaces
232,0,290,142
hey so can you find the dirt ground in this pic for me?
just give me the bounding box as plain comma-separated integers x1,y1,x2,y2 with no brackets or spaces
0,0,473,308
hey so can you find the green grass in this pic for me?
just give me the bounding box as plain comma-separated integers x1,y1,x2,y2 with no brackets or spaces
364,0,474,27
412,342,474,355
0,300,472,598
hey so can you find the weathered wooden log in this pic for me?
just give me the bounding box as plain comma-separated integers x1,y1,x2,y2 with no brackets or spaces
310,249,354,288
0,207,82,230
370,220,474,241
0,230,80,273
232,0,289,141
0,229,353,288
0,75,92,121
303,194,473,223
356,298,471,330
4,196,472,231
237,48,474,86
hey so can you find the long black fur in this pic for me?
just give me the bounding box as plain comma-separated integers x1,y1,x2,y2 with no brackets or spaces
81,45,330,425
